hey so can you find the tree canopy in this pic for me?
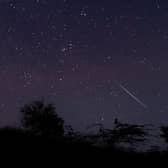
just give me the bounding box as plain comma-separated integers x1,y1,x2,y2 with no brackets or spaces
21,100,64,137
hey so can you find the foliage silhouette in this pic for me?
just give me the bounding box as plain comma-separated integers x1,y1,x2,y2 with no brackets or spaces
0,100,167,161
92,119,148,149
112,120,147,144
160,126,168,143
21,100,64,138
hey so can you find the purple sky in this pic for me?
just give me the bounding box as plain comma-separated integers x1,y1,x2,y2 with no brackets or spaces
0,0,168,131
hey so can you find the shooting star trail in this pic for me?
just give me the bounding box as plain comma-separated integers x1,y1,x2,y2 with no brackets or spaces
119,84,148,109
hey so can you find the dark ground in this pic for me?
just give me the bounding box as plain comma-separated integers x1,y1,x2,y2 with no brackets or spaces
0,129,167,167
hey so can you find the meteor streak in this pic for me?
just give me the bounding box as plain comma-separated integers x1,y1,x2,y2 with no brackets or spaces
119,84,148,109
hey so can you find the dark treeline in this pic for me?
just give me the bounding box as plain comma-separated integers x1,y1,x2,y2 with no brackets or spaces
1,100,168,163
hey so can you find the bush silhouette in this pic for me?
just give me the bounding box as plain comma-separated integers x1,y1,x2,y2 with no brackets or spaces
111,121,147,145
94,119,147,149
21,100,64,138
160,126,168,143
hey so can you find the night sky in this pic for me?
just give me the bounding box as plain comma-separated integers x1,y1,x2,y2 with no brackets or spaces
1,0,168,131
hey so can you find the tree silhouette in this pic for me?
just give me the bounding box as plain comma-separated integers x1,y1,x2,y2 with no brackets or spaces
112,121,147,145
21,100,64,138
160,126,168,143
95,119,147,149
